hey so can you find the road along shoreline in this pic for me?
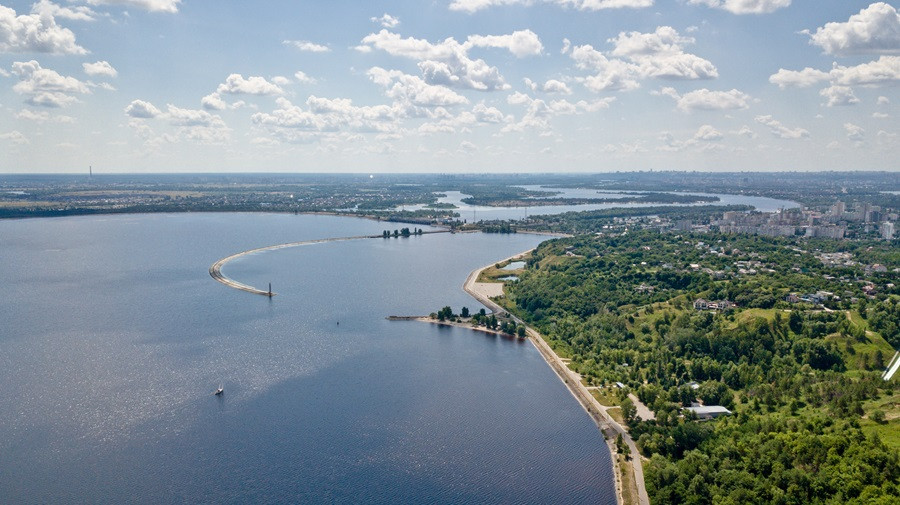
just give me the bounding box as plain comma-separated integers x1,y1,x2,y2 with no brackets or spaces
462,251,650,505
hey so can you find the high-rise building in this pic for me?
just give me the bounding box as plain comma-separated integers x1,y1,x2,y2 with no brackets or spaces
882,221,895,241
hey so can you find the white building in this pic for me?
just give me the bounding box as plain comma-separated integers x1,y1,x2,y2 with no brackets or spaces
882,221,895,241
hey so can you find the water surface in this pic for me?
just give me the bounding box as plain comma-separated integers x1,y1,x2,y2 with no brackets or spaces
0,213,615,504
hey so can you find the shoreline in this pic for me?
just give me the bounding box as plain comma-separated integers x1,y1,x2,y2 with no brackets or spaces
462,252,649,505
387,316,524,340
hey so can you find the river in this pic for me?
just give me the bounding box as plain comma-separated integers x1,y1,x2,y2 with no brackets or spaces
0,212,615,504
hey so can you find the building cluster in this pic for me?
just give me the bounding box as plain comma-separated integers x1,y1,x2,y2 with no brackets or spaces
704,200,897,240
693,299,736,311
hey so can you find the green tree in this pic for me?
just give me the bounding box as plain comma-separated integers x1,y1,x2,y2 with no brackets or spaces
461,306,470,318
622,397,637,423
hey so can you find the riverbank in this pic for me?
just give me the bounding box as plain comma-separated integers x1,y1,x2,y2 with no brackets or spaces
462,253,649,505
387,316,523,340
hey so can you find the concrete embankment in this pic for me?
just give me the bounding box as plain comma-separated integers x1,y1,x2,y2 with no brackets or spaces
210,230,448,296
462,252,650,505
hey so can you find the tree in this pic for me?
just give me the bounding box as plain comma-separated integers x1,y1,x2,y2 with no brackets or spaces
622,397,638,423
517,325,526,337
461,306,470,318
871,409,886,424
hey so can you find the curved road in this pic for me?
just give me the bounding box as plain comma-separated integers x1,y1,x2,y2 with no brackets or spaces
463,254,650,505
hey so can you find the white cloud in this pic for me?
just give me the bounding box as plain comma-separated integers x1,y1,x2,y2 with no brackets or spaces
11,60,90,108
807,3,900,56
768,67,829,88
448,0,653,13
271,76,291,86
82,60,117,77
360,29,536,90
878,96,890,105
294,71,315,84
688,0,791,15
124,99,161,118
283,40,330,52
466,29,543,57
755,114,810,139
367,67,469,107
15,108,74,122
83,1,181,14
0,130,29,144
525,78,572,94
735,125,757,138
0,4,87,54
32,1,98,22
251,96,399,134
820,85,859,107
472,102,508,123
570,26,716,93
216,74,284,95
659,87,751,112
200,93,226,111
164,104,223,127
694,124,723,141
844,122,865,142
831,55,900,86
608,26,717,80
371,13,399,28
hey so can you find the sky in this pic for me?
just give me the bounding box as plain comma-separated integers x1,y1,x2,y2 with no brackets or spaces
0,0,897,173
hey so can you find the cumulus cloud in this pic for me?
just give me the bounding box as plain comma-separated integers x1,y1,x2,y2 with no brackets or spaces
283,40,330,52
768,67,829,88
359,29,539,90
569,26,716,93
0,130,29,144
820,85,859,107
658,87,751,112
371,13,399,28
688,0,791,15
82,60,117,77
216,74,284,95
294,71,315,84
844,122,865,142
878,95,890,105
448,0,653,13
367,67,469,107
124,99,161,118
694,124,723,141
502,91,614,132
16,108,75,122
466,29,543,57
32,0,98,21
200,93,227,111
755,114,810,139
525,78,572,94
11,60,90,107
0,4,87,54
807,3,900,56
832,55,900,86
251,96,399,135
83,1,181,14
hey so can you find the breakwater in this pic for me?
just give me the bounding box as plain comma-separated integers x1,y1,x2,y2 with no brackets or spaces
210,231,448,295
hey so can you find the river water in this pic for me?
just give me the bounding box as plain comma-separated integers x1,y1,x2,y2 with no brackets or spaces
404,187,800,222
0,213,614,504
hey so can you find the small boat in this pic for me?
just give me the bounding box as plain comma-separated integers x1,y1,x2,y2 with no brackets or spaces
214,385,224,396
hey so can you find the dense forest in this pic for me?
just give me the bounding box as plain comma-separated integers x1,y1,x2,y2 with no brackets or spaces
504,230,899,503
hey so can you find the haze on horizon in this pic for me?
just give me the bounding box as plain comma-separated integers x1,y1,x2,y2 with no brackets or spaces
0,0,897,174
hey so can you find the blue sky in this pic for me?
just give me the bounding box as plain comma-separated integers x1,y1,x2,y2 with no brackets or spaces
0,0,897,173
